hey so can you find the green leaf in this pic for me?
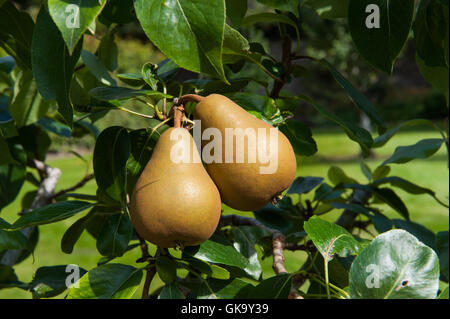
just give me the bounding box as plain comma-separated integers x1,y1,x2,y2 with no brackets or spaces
256,0,299,16
9,70,50,128
279,119,317,156
177,257,230,280
0,229,31,251
348,0,415,73
0,1,34,68
30,265,87,299
98,29,118,72
117,73,145,87
373,119,440,148
225,92,278,118
66,264,143,299
372,187,409,220
331,202,393,233
287,176,324,194
297,94,373,157
241,12,299,33
81,50,116,86
126,128,160,194
372,165,391,180
304,216,361,261
89,86,170,101
96,213,134,257
32,8,83,126
314,183,345,202
61,213,92,254
328,166,358,185
93,126,130,205
226,0,247,26
372,176,447,207
37,117,72,138
250,274,292,299
305,0,349,19
48,0,107,54
254,201,303,235
0,164,26,211
134,0,227,82
17,125,51,162
436,231,449,280
438,286,449,299
183,233,248,269
380,138,444,166
191,278,253,299
0,265,23,289
0,55,15,73
156,256,178,284
416,54,449,105
222,25,250,57
0,119,18,139
159,283,185,299
0,217,11,229
100,0,136,24
413,0,448,68
323,61,386,134
142,62,159,91
229,226,271,280
349,229,440,299
10,201,93,230
360,162,372,181
392,219,436,251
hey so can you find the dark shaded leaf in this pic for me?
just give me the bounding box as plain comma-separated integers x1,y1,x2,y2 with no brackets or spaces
287,176,323,194
96,213,133,257
348,0,415,73
279,119,317,156
93,126,130,205
30,265,87,299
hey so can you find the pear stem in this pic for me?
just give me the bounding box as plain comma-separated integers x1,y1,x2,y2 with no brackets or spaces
173,105,185,128
174,94,205,105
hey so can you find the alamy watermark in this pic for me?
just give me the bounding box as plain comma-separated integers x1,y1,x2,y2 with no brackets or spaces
169,120,279,175
65,264,81,288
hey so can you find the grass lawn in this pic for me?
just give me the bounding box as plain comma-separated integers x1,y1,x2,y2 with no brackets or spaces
0,129,448,298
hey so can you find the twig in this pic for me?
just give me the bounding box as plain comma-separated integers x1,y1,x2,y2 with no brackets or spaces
142,247,161,299
49,174,94,201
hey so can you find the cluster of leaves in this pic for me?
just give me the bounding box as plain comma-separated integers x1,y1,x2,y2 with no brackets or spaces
0,0,449,299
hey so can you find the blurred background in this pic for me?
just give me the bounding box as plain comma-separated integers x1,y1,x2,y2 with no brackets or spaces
0,0,448,298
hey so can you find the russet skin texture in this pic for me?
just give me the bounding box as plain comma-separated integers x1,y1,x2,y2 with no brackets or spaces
194,94,297,211
130,127,222,248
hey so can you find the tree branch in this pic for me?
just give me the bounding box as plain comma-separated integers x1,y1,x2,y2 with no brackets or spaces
1,160,61,266
49,174,94,201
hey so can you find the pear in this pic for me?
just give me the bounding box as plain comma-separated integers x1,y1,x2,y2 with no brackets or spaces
130,127,222,248
193,94,297,211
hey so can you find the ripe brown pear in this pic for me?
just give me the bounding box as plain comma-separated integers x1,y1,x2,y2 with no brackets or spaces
129,127,222,248
194,94,297,211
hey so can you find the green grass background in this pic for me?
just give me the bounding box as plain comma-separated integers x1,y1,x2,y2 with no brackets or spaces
0,129,448,299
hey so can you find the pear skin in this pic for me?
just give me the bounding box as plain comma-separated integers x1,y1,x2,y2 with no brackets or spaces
130,127,222,248
194,94,297,211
